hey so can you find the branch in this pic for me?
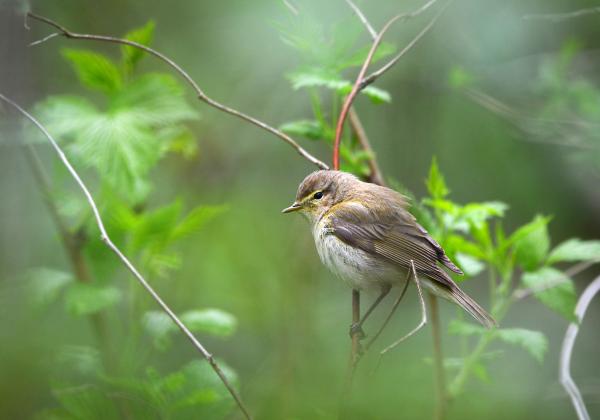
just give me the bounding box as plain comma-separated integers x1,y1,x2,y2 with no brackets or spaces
26,12,329,171
560,275,600,420
347,108,386,186
523,7,600,22
345,0,377,40
334,0,449,169
0,93,253,420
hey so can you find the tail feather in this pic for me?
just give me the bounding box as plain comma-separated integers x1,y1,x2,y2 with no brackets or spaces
451,286,497,328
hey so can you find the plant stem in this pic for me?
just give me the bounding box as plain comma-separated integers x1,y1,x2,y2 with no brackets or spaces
429,293,447,420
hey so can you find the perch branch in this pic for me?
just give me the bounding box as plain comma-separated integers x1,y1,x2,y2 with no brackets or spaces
0,93,253,420
25,12,328,171
560,275,600,420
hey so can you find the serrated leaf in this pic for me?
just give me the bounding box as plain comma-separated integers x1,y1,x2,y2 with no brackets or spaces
521,267,577,321
547,238,600,264
27,268,74,307
496,328,548,363
287,70,391,104
279,120,326,141
31,96,100,143
130,200,183,252
513,215,551,271
62,49,122,94
426,157,449,199
122,20,155,72
180,309,237,337
64,283,122,316
455,253,485,277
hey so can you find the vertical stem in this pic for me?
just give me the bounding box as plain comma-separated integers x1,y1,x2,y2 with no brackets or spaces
348,108,386,186
429,293,447,420
351,289,361,365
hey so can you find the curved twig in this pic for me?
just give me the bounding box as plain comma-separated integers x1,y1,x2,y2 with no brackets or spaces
26,12,329,171
0,93,253,420
559,275,600,420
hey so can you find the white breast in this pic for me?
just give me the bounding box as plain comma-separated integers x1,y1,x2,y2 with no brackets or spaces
312,217,402,291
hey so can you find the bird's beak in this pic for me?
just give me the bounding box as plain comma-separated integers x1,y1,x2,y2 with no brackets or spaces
282,202,302,214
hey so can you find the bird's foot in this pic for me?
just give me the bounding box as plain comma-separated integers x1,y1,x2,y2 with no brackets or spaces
349,323,366,340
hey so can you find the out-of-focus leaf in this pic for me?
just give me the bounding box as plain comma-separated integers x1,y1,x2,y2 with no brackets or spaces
521,267,576,321
279,119,327,141
27,268,74,308
547,238,600,264
62,49,122,94
448,319,486,336
513,215,551,271
496,328,548,363
455,253,485,278
180,309,238,337
425,157,449,199
461,202,508,229
142,310,174,351
64,283,122,316
130,200,182,252
122,20,155,72
448,66,474,89
171,205,227,241
31,96,99,143
57,345,102,376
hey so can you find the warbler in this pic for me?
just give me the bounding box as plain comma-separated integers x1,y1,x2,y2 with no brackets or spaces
283,170,496,329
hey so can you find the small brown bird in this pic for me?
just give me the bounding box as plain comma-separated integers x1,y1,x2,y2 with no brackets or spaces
283,170,496,329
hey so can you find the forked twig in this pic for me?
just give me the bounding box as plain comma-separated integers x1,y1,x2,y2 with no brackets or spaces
0,94,253,420
25,12,329,171
559,275,600,420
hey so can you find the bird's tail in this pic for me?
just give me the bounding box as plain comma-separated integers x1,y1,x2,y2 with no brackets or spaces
430,283,497,329
450,286,497,328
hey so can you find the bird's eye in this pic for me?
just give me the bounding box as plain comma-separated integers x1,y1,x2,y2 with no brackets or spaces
313,191,323,200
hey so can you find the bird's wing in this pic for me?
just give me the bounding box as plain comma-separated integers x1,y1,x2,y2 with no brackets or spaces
327,201,462,288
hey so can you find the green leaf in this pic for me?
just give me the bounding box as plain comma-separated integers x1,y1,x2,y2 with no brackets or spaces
425,157,449,199
62,49,122,94
122,20,155,72
547,238,600,264
130,200,183,252
57,345,102,376
27,268,74,307
31,96,100,143
448,319,486,336
287,70,391,104
171,205,227,241
64,283,122,316
511,215,551,271
496,328,548,363
461,202,508,229
448,66,474,89
279,120,327,141
454,253,485,278
521,267,577,321
180,309,238,337
142,310,174,351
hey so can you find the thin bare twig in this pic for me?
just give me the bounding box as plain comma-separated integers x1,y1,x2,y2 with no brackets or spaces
0,94,253,420
560,275,600,420
26,12,328,171
523,7,600,22
347,108,386,186
360,2,449,90
346,0,377,40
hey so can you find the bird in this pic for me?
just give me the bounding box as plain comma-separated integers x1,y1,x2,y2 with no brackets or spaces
282,170,496,333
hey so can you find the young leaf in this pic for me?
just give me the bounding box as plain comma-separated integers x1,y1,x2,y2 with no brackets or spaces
27,268,74,308
511,215,551,271
496,328,548,363
171,205,228,241
62,49,122,94
57,345,103,376
279,120,326,141
521,267,577,321
122,20,155,72
180,309,238,337
64,283,122,316
547,238,600,264
32,95,100,143
426,157,449,199
448,319,486,336
454,253,485,278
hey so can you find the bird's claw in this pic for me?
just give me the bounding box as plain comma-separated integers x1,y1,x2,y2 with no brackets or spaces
349,323,366,340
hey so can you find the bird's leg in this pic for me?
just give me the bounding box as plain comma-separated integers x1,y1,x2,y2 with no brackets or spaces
349,284,391,340
379,260,427,355
364,270,412,352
